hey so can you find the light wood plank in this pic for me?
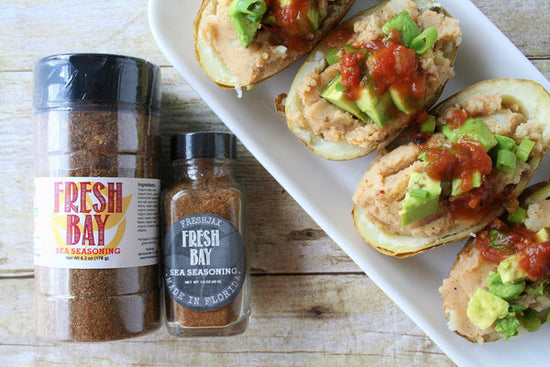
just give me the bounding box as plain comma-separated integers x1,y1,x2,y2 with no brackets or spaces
471,0,550,57
0,275,455,367
0,0,169,71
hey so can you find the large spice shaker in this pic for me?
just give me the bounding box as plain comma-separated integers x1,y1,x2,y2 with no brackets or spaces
162,132,250,336
33,54,161,341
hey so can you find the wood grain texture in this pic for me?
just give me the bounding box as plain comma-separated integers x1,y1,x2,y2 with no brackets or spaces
0,276,453,367
0,0,549,365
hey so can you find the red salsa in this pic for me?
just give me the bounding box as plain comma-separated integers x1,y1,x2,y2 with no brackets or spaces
447,179,499,221
341,51,366,100
365,37,425,101
475,219,550,281
418,107,496,220
448,109,469,129
330,29,428,107
264,0,318,51
425,141,492,182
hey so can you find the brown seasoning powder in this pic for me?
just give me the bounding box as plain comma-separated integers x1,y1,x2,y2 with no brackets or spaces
34,108,161,341
163,156,248,332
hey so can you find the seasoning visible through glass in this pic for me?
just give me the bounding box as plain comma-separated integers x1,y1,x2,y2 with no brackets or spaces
162,132,250,336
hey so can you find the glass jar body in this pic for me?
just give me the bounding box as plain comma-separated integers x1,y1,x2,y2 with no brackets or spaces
162,158,250,336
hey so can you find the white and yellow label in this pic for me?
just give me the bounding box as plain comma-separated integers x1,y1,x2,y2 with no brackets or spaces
33,177,160,269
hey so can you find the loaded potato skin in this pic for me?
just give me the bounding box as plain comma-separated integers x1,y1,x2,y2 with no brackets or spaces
284,0,462,160
352,79,550,257
194,0,356,89
440,180,550,344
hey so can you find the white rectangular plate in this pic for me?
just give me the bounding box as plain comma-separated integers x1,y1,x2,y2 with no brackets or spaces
148,1,550,366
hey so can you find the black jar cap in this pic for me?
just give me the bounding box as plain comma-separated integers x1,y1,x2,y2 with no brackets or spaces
33,53,160,112
171,132,237,160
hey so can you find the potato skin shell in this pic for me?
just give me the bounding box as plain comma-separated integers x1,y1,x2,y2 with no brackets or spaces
440,178,550,343
193,0,356,89
353,78,550,258
285,0,460,160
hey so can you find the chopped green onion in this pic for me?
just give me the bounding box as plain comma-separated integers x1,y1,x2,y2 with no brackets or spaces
516,138,535,162
228,0,267,48
335,82,347,92
510,304,527,314
343,44,356,53
417,151,427,162
519,309,542,332
410,27,438,54
232,0,266,22
326,48,339,65
495,134,517,151
507,207,526,224
496,149,517,173
410,188,429,198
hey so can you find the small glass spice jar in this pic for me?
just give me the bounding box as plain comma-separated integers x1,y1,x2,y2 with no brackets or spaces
33,53,161,341
162,132,250,336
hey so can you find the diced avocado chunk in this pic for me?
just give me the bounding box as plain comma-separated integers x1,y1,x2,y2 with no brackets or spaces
420,115,436,133
442,118,498,152
495,315,520,340
536,228,550,242
382,11,437,54
307,5,319,31
382,11,419,47
496,149,517,173
497,255,528,284
486,271,525,302
389,86,416,114
356,83,393,127
228,0,267,48
321,75,369,122
507,206,526,224
467,288,510,330
398,172,441,226
451,171,482,196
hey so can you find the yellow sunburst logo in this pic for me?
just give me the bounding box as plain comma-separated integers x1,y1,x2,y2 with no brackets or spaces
50,181,131,260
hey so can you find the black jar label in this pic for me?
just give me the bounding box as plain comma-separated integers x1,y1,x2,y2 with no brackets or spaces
163,213,246,311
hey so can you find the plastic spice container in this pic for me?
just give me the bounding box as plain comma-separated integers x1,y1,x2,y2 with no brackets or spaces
33,53,162,341
162,132,250,336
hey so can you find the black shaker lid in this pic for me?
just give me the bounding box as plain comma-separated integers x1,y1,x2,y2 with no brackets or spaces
33,53,160,112
171,132,237,160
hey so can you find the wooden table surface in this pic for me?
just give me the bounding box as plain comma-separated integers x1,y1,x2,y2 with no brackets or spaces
1,1,549,366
